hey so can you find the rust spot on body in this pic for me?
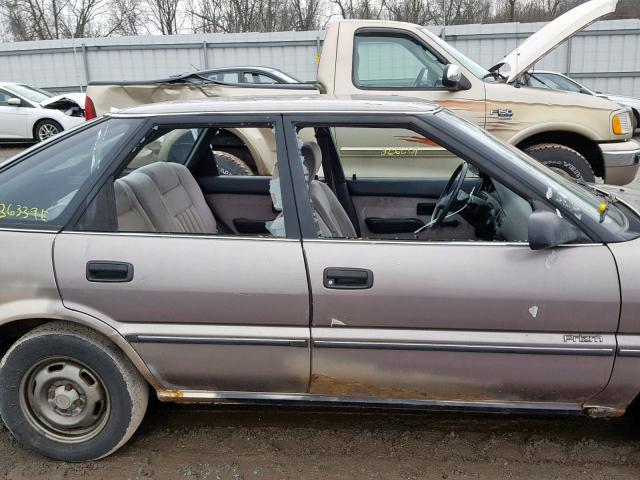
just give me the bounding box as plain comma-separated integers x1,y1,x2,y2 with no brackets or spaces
309,373,499,403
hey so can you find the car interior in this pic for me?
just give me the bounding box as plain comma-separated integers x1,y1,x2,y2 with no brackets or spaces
104,123,531,243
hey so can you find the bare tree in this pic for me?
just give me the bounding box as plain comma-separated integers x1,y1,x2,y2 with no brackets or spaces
0,0,108,40
105,0,146,35
332,0,384,20
384,0,434,24
147,0,181,34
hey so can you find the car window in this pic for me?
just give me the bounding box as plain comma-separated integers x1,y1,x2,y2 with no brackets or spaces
354,33,447,89
9,84,52,103
127,128,202,170
332,126,462,179
0,119,135,229
77,123,288,238
294,124,534,244
241,73,279,84
0,89,14,106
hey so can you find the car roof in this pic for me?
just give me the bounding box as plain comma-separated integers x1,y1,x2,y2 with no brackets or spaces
0,82,21,87
112,95,442,116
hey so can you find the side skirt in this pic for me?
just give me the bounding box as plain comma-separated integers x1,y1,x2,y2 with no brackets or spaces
155,389,593,415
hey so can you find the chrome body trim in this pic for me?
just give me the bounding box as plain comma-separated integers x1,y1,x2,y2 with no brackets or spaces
617,348,640,357
155,390,583,414
128,335,308,347
312,340,614,356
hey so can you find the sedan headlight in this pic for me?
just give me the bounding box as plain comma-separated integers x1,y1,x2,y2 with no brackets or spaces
612,112,632,135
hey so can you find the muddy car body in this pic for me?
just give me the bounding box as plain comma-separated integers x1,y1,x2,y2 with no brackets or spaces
2,96,640,461
85,0,640,184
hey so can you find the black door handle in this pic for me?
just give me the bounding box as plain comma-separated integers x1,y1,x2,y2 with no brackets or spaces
324,268,373,290
86,261,134,283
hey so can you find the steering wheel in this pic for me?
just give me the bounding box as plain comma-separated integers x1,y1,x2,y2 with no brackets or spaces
413,67,427,87
429,162,469,229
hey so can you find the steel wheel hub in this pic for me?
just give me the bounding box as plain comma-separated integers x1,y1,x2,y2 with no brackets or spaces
21,358,110,443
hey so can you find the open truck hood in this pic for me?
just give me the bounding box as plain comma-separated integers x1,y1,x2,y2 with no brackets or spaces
490,0,618,83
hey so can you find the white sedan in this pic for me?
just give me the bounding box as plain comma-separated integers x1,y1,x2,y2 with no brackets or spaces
0,82,85,142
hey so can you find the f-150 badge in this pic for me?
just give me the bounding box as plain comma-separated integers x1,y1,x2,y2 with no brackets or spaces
489,108,514,120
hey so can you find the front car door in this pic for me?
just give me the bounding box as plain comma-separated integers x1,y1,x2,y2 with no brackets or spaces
53,114,311,396
284,110,620,412
0,88,28,139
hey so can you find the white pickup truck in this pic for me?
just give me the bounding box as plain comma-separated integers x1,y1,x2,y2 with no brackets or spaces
86,0,640,184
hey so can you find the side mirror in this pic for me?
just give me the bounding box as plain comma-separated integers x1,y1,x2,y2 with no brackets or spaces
442,64,471,91
7,98,21,106
528,210,581,250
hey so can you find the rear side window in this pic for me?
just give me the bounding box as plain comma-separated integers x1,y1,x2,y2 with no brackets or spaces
0,119,135,229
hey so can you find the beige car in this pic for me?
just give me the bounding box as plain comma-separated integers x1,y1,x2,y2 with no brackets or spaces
3,96,640,463
86,0,640,184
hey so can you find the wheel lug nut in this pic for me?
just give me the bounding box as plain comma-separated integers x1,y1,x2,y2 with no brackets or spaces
64,384,73,391
48,392,55,399
74,399,83,407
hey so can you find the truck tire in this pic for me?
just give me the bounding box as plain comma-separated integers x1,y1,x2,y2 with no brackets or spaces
525,143,595,182
213,150,254,176
0,322,148,461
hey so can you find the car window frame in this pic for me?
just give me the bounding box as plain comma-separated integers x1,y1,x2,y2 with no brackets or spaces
352,28,452,92
282,112,602,244
67,113,303,240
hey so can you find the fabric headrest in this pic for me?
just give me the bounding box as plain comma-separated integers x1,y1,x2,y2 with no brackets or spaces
301,142,322,177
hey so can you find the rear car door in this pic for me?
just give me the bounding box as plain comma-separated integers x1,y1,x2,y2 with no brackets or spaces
285,114,619,410
53,115,311,395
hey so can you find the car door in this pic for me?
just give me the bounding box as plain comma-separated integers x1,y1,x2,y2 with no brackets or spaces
53,115,311,395
285,116,619,410
0,89,28,139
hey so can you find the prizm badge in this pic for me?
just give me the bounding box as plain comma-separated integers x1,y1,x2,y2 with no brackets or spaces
563,334,604,343
489,108,513,120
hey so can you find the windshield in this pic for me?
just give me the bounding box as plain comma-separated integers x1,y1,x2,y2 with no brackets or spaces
10,84,54,103
421,28,490,80
434,110,631,236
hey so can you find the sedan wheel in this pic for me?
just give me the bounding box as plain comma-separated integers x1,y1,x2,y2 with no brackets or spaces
35,120,62,141
20,358,110,444
0,322,148,461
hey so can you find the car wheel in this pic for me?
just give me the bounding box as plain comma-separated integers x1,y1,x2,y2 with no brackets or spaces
213,150,254,176
525,143,595,182
0,322,148,461
34,120,63,142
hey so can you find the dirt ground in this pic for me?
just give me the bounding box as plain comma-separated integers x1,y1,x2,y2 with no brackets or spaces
2,400,640,480
2,143,640,479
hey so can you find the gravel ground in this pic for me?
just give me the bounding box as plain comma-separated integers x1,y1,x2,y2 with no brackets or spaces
2,143,640,479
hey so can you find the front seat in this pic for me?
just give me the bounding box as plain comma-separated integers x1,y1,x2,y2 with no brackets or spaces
114,162,218,234
301,142,356,238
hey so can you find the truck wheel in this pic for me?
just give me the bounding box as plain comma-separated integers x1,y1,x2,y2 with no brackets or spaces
213,150,254,176
525,143,595,182
0,322,148,461
34,119,63,142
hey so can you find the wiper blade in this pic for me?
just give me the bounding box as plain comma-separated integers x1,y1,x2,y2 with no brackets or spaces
482,71,506,81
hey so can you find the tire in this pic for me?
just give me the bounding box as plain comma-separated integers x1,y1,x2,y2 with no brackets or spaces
34,119,63,142
0,322,148,461
213,150,254,176
525,143,595,182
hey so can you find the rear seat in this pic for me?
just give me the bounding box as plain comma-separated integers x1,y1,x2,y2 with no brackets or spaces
114,162,218,234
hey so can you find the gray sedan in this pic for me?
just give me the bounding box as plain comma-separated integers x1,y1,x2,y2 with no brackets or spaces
1,96,640,461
